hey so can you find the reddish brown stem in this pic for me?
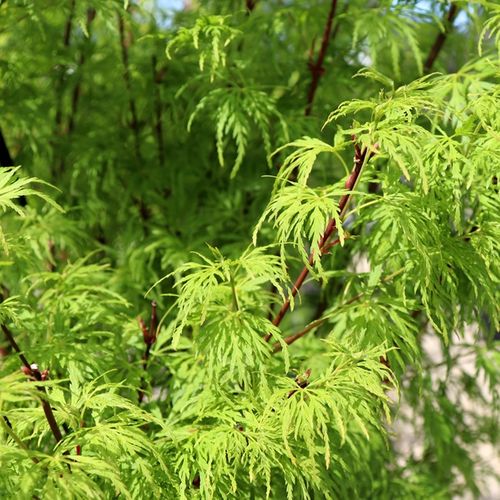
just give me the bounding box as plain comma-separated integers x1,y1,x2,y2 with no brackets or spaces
138,346,152,403
39,394,64,444
265,142,371,342
423,3,459,73
1,324,64,445
274,319,323,353
305,0,338,116
272,288,363,352
76,420,84,455
268,237,341,336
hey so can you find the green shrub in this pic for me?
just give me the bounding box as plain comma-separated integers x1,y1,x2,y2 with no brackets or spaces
0,1,498,498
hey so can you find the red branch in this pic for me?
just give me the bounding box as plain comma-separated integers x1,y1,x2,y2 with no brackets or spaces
273,318,322,353
265,141,374,342
305,0,338,116
272,283,367,353
423,3,459,73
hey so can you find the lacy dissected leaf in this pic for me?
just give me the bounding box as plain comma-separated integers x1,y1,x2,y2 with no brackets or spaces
155,245,289,347
254,183,350,272
264,341,393,467
188,86,287,177
166,15,241,80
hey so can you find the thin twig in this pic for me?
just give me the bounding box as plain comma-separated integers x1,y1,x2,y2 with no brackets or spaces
52,7,96,173
305,0,338,116
274,318,324,353
1,416,39,462
1,416,39,463
286,0,339,182
423,2,459,73
75,420,84,456
264,140,375,342
1,324,31,370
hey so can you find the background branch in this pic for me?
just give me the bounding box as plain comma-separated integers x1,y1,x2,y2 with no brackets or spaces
305,0,338,116
245,0,257,12
117,10,141,161
424,2,459,73
152,55,165,167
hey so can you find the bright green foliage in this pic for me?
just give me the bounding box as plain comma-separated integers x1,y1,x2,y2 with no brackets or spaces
0,1,499,499
254,182,348,269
